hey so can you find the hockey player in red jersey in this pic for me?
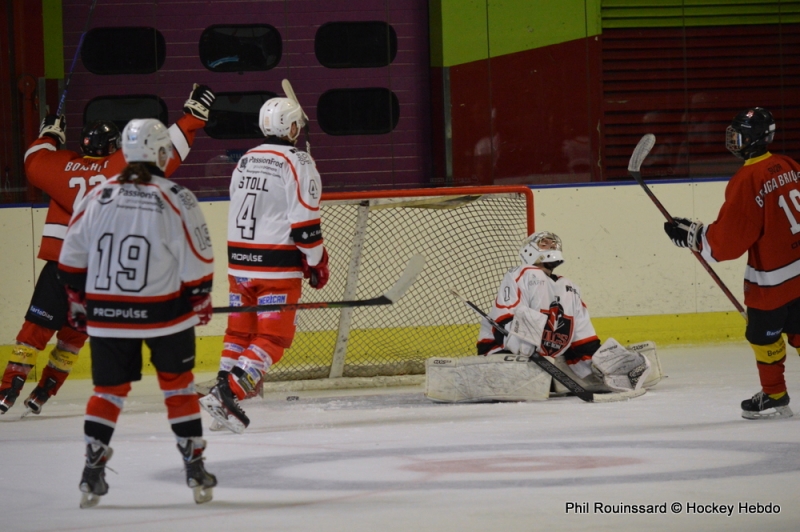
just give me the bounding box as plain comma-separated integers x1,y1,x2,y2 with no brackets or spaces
0,84,215,416
200,90,328,434
58,118,216,507
664,107,800,420
477,232,653,395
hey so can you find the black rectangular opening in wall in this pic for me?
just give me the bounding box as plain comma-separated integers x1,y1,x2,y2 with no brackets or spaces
83,95,168,132
82,27,166,75
315,21,397,68
199,25,282,73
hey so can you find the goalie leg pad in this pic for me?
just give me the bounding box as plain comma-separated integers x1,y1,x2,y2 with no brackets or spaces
626,341,663,388
425,354,551,403
550,356,609,394
591,338,652,392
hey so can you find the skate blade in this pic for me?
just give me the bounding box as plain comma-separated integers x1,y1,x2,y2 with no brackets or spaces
80,492,102,508
19,409,34,419
199,397,246,434
742,405,794,420
209,419,226,432
193,485,213,504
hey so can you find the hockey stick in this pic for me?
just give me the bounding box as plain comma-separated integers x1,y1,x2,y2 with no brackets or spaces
282,79,311,153
56,0,99,117
449,289,646,403
628,134,747,320
212,254,426,314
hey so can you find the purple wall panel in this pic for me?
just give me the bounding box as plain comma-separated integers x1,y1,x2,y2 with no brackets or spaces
60,0,432,196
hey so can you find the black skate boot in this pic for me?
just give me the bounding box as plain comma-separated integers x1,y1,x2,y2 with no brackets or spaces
741,391,793,420
0,376,26,414
177,437,217,504
199,371,250,434
79,442,113,508
22,377,58,416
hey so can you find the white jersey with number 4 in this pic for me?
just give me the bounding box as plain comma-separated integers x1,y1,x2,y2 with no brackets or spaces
227,141,324,279
58,175,214,338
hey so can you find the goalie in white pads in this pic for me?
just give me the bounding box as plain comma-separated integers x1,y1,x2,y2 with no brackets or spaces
426,232,661,402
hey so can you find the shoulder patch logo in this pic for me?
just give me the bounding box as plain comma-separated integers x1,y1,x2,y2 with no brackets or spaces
239,157,248,170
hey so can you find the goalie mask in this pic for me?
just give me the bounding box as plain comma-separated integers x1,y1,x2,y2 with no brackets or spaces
726,107,775,160
520,231,564,270
259,97,306,142
121,119,173,171
81,120,121,158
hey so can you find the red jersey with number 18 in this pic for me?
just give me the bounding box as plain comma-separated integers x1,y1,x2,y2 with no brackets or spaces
699,152,800,310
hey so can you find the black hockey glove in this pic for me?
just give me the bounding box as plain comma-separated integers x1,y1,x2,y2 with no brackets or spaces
39,114,66,144
183,84,215,122
664,217,703,251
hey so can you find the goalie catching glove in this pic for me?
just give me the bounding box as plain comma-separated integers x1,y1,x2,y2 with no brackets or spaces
664,217,703,251
591,338,652,392
503,306,547,356
183,84,216,122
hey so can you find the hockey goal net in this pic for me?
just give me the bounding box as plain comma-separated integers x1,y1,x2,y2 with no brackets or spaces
265,186,534,384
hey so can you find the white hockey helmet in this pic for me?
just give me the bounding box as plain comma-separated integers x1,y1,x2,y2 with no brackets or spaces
259,97,306,141
121,118,173,171
520,231,564,268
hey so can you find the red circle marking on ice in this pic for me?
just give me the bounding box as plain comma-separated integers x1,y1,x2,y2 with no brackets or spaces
400,455,643,474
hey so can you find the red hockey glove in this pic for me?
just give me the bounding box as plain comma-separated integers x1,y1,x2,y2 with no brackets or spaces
190,294,213,326
65,287,87,333
301,248,329,290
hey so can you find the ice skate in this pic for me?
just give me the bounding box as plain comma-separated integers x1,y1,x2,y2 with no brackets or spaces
79,442,113,508
21,377,58,417
199,372,250,434
0,375,26,414
178,437,217,503
741,391,793,420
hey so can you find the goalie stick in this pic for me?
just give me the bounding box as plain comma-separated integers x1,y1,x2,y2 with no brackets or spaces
628,134,747,321
212,254,426,314
449,289,645,403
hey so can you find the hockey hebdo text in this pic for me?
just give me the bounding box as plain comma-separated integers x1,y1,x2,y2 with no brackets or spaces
565,501,780,516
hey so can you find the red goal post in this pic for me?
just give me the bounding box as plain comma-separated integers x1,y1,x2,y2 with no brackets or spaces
264,185,534,388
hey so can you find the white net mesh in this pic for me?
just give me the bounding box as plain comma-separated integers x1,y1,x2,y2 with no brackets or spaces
266,187,533,382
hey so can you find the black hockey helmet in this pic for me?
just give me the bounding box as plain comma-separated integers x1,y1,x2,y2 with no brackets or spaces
725,107,775,160
80,120,121,157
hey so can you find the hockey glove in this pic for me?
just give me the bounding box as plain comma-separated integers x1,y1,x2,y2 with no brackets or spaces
663,217,703,251
301,247,329,290
183,84,216,122
39,114,66,144
65,286,87,333
190,294,213,326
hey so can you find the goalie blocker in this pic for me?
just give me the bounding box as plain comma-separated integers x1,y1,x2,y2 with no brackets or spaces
425,339,663,403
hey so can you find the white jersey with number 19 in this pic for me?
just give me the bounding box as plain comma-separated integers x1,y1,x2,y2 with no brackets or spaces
58,175,214,338
227,141,324,279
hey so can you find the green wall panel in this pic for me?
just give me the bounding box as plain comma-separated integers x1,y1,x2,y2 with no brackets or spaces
42,0,63,79
488,0,600,58
602,0,800,28
433,0,601,67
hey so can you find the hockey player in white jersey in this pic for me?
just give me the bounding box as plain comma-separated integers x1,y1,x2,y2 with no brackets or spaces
481,231,656,393
200,89,328,434
58,119,217,507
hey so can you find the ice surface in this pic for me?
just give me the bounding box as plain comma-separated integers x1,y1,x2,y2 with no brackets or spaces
1,343,798,532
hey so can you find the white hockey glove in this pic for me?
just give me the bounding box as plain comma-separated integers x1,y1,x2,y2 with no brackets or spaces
39,114,66,144
663,217,703,252
591,338,651,392
183,84,216,122
504,306,547,357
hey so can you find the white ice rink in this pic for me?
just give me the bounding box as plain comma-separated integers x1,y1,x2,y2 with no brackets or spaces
2,342,799,532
